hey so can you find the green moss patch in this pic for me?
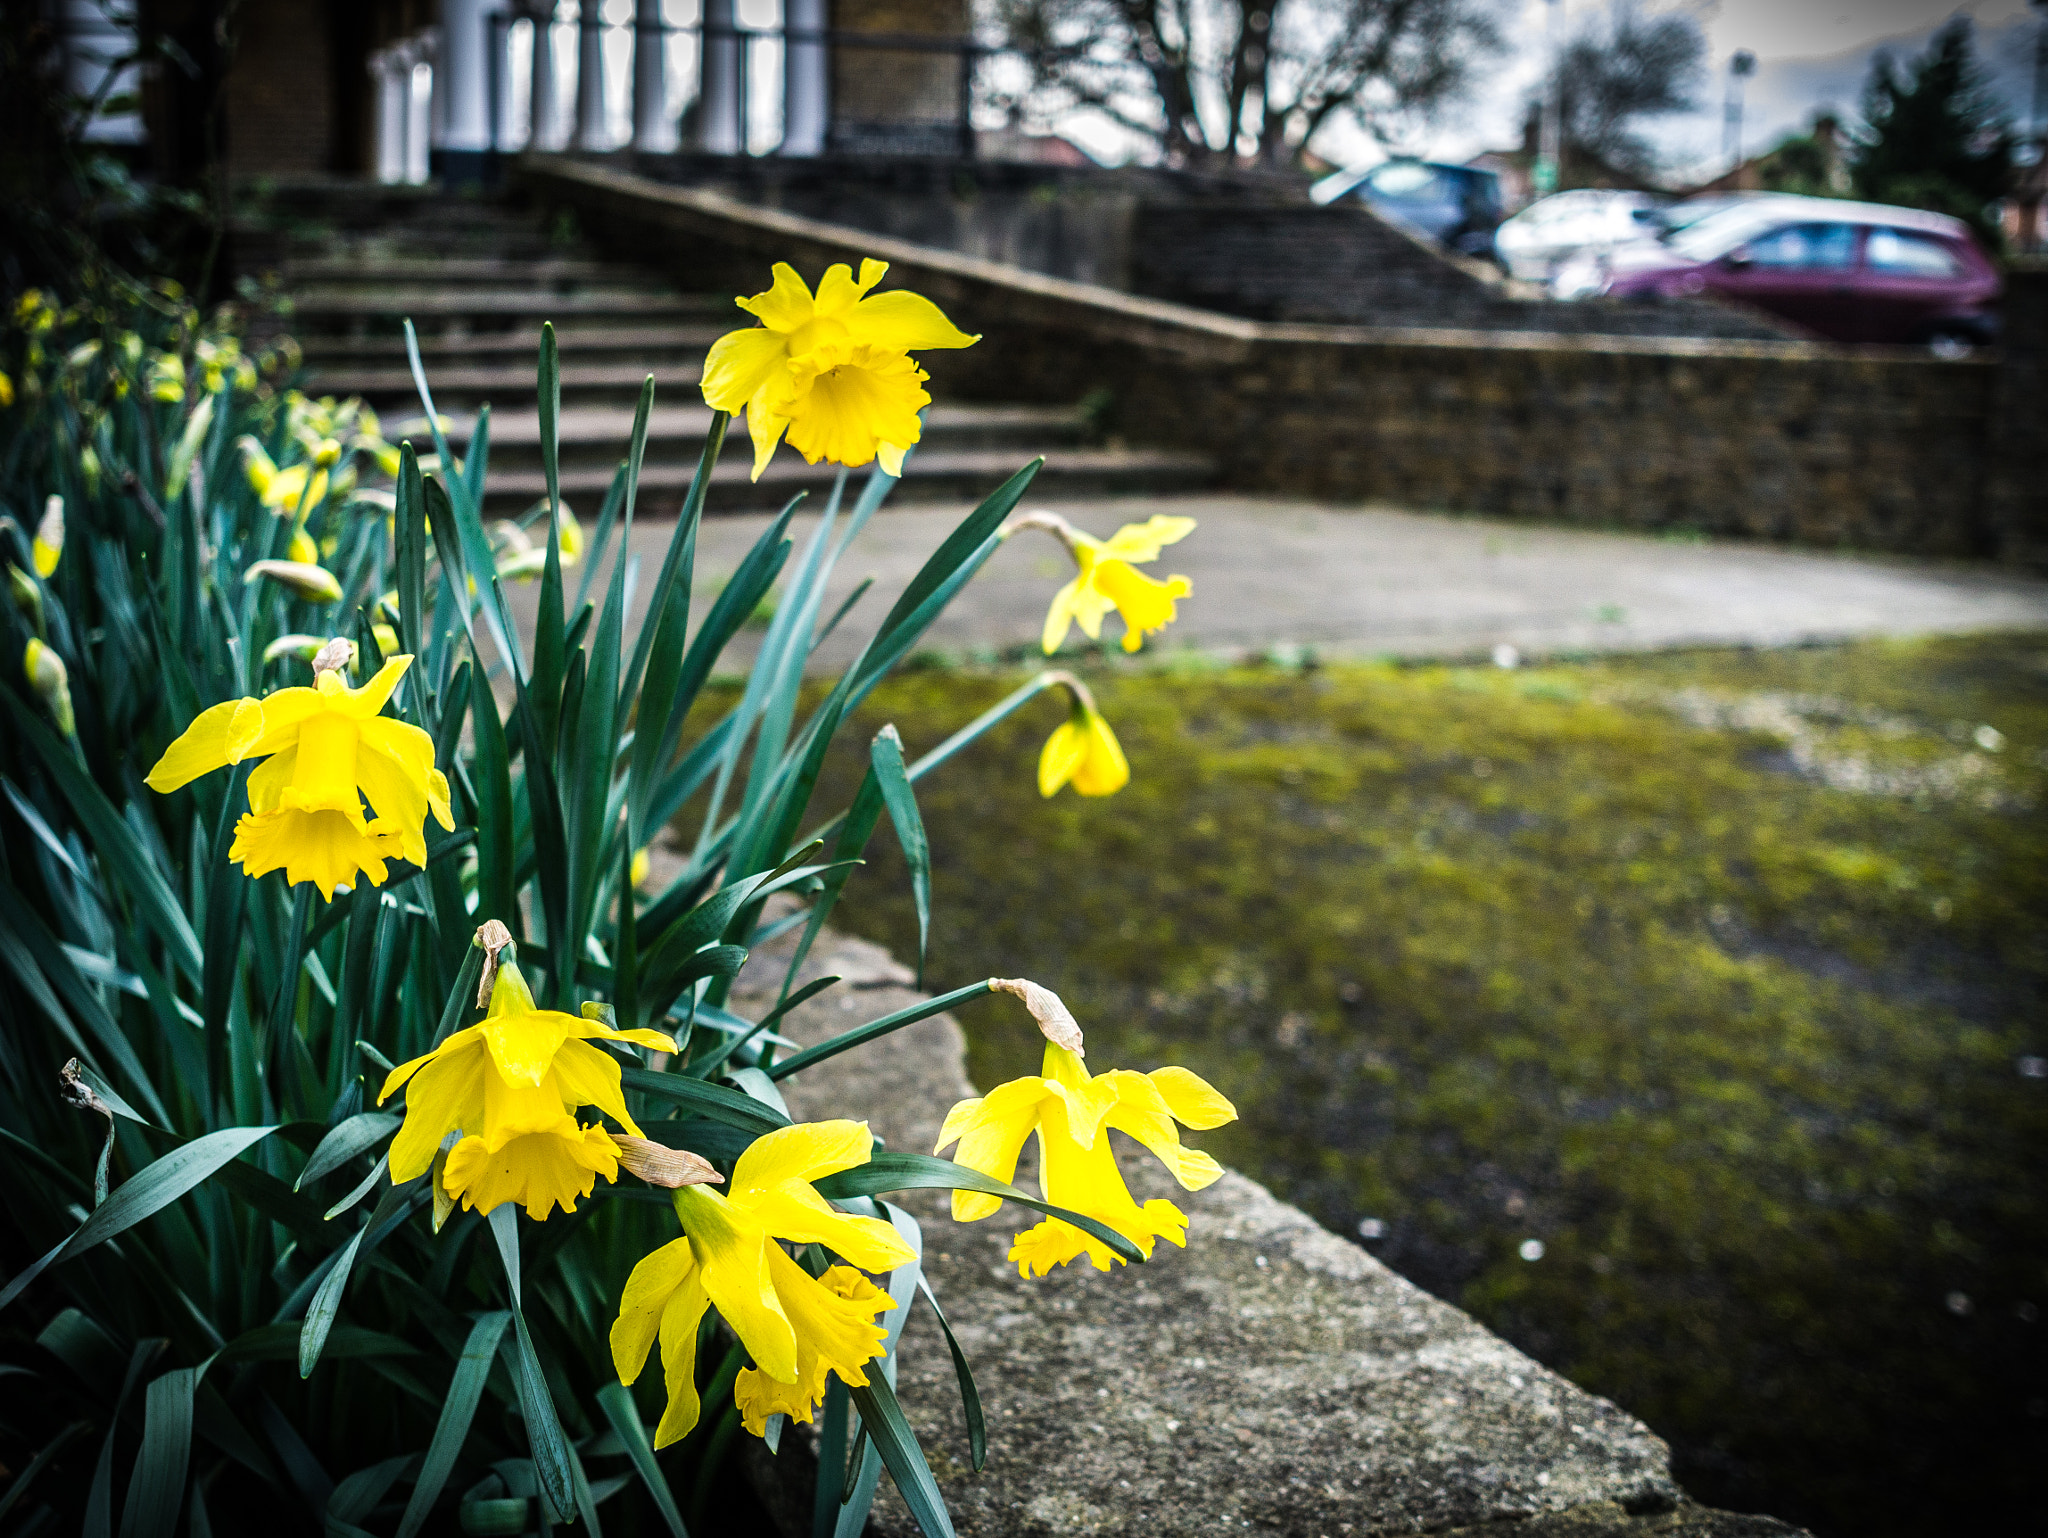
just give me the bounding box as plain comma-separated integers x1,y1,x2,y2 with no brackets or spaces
797,633,2047,1537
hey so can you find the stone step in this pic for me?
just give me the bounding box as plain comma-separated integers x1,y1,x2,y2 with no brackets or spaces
299,323,727,365
433,402,1092,472
287,256,642,287
287,288,722,326
302,360,708,408
479,444,1216,513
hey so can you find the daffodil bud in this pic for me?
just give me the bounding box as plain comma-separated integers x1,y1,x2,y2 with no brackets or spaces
9,563,44,630
612,1136,724,1189
287,527,319,565
990,976,1085,1055
79,445,100,494
372,622,399,655
244,558,343,604
312,437,341,468
0,371,14,409
309,636,356,677
24,638,75,737
32,495,62,577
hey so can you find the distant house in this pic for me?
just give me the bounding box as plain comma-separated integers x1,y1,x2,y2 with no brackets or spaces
1688,113,1853,199
1466,118,1664,215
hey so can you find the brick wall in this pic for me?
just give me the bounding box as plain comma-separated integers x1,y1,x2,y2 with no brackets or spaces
1128,203,1798,341
523,159,2036,562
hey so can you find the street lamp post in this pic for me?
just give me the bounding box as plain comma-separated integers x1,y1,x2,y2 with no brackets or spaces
1724,49,1756,176
1535,0,1561,197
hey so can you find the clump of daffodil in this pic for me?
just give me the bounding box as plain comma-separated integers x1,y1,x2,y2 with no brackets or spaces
24,639,75,738
240,436,329,518
701,258,979,482
937,980,1236,1277
612,1118,912,1446
378,927,677,1220
144,638,452,901
1036,672,1129,798
31,495,63,578
1006,510,1195,654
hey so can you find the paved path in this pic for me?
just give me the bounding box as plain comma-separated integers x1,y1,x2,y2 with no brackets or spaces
505,494,2048,671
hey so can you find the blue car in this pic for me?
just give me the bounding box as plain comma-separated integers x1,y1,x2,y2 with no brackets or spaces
1311,159,1505,262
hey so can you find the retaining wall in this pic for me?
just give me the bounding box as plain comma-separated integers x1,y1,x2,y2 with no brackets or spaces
525,158,2039,562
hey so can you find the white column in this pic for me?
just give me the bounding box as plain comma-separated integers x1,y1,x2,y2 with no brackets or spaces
698,0,742,154
632,0,676,150
406,41,436,185
434,0,493,156
782,0,827,155
530,2,568,149
573,0,609,150
372,48,408,183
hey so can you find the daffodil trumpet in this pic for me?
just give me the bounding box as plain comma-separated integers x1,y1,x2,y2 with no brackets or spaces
378,933,677,1220
701,258,979,481
143,639,453,901
937,981,1237,1276
1004,509,1195,655
611,1118,913,1446
1035,670,1129,798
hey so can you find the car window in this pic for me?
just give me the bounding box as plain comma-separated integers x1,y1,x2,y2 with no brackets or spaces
1368,164,1442,199
1742,223,1858,269
1865,228,1961,277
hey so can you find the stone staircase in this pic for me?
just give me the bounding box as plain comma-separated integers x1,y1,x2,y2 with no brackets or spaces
282,198,1214,516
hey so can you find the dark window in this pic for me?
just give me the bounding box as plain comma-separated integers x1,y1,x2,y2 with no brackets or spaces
1743,222,1858,269
1864,228,1962,277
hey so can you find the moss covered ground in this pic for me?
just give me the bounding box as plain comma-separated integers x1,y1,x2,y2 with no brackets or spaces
739,632,2048,1536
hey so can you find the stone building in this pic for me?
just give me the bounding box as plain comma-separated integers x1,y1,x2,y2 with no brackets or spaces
61,0,975,185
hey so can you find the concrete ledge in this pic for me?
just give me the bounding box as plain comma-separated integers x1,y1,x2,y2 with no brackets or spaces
728,925,1807,1537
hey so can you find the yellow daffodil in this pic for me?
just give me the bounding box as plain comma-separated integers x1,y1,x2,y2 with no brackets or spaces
144,643,453,901
612,1119,913,1446
245,559,343,604
938,1038,1236,1277
24,639,75,737
32,495,62,578
1039,694,1129,798
240,436,329,517
701,259,979,482
1037,514,1195,654
0,371,14,409
378,952,676,1220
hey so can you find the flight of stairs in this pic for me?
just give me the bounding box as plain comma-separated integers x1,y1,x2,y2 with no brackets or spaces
278,197,1214,516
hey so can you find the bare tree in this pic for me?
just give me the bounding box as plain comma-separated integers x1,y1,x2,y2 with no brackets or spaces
1538,5,1705,180
985,0,1503,169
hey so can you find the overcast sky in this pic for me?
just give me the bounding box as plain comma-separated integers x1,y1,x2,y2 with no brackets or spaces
1337,0,2046,181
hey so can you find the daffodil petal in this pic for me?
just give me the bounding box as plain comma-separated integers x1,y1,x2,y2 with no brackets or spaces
144,697,268,792
735,263,816,331
1148,1065,1238,1130
613,1236,695,1385
732,1119,874,1193
701,326,792,413
847,289,980,352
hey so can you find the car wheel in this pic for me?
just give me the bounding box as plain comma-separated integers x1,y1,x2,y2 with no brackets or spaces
1927,332,1975,360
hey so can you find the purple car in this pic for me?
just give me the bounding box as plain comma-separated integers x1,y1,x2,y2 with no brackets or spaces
1566,195,2002,350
